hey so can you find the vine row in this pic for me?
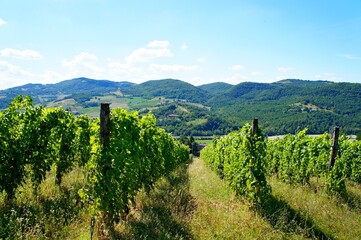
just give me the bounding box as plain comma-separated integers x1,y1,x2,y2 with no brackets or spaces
0,96,189,237
200,123,270,205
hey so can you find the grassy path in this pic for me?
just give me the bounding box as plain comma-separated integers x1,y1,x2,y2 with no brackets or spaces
120,157,287,240
119,157,285,239
187,158,297,240
187,158,361,240
2,157,360,239
118,157,360,239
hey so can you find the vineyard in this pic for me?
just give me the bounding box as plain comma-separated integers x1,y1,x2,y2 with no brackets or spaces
200,121,361,238
201,121,361,203
0,96,189,239
0,96,361,239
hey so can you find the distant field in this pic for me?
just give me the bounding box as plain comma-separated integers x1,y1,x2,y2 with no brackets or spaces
130,97,161,109
187,118,208,126
80,106,99,118
194,136,214,144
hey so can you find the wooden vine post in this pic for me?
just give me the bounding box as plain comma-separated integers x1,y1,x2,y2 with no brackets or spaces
99,103,115,238
252,118,259,136
328,126,340,171
100,103,110,146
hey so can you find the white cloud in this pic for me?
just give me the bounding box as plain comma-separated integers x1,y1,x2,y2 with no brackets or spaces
0,18,6,26
181,43,188,50
0,61,35,89
149,64,201,73
0,39,211,89
108,61,143,79
109,62,142,73
251,71,262,76
230,64,245,71
62,52,98,67
0,59,89,89
0,61,33,77
62,52,104,78
277,67,294,73
147,40,170,48
0,48,42,60
220,74,248,84
197,57,206,63
125,40,173,64
40,71,65,84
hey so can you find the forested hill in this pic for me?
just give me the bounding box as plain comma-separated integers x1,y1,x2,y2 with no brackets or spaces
198,82,234,95
0,77,360,135
0,77,134,108
207,79,361,135
124,79,210,104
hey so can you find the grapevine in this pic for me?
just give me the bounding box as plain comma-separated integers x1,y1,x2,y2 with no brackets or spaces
201,123,270,205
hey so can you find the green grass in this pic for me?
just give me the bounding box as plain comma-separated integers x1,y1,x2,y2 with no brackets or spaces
266,177,361,240
195,139,213,145
129,98,162,109
117,162,194,239
80,106,100,118
194,136,214,145
0,167,90,239
88,95,130,108
120,157,359,239
1,158,360,239
128,97,146,104
187,158,284,240
187,118,208,126
188,158,361,239
111,90,124,96
80,95,131,117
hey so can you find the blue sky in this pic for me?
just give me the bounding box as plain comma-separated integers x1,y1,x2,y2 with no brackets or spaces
0,0,360,89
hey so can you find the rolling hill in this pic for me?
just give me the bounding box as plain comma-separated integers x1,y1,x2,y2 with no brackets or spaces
207,79,361,135
198,82,233,95
124,79,210,104
0,77,134,109
1,77,361,136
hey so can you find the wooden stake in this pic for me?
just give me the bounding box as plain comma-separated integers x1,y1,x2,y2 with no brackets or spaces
328,127,340,171
252,119,259,136
99,103,115,238
100,103,110,147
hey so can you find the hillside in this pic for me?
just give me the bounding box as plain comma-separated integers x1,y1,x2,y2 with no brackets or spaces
52,77,134,94
273,79,333,86
145,102,238,136
0,77,134,109
1,77,361,135
227,82,277,99
207,79,361,134
124,79,211,104
198,82,233,95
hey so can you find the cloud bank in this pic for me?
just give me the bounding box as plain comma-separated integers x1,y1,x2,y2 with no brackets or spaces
0,48,42,60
